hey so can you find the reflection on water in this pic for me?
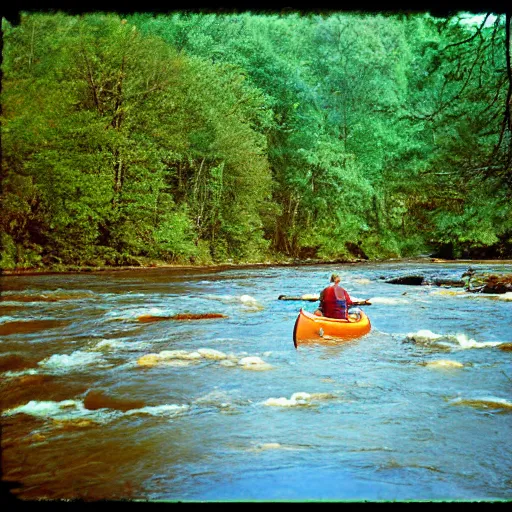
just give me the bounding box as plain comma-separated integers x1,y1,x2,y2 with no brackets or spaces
1,261,511,501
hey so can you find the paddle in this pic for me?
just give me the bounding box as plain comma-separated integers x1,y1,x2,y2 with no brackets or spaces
278,294,320,302
278,294,372,306
350,300,372,306
137,313,228,323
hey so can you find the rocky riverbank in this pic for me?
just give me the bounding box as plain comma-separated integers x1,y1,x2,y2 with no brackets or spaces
384,267,512,294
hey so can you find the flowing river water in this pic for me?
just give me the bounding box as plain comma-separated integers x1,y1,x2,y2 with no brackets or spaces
1,260,511,502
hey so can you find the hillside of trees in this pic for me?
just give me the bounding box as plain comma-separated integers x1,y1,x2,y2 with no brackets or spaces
1,10,511,270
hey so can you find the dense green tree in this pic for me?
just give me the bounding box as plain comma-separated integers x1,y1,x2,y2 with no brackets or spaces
2,10,511,269
391,13,512,257
134,12,426,258
1,12,276,267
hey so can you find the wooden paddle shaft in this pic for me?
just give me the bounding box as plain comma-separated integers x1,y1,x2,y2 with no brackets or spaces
278,295,371,305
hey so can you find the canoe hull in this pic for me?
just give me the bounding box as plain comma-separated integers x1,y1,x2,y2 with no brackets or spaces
293,308,371,347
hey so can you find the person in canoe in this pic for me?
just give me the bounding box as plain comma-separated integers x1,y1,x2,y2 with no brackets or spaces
314,273,354,319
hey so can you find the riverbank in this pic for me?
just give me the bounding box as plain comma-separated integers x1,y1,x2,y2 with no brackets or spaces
0,256,366,277
2,255,512,277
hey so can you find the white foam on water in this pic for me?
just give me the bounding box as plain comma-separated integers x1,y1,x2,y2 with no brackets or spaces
136,348,230,367
219,360,237,367
203,293,264,310
248,442,305,452
432,290,512,301
104,306,175,321
238,356,272,371
263,392,312,407
3,398,190,423
94,339,151,352
406,330,502,350
370,297,409,305
117,292,147,299
453,334,502,349
3,399,80,417
100,290,149,299
406,329,443,342
125,404,189,417
38,350,106,371
135,348,272,370
4,368,39,378
465,292,512,301
2,399,120,423
239,294,264,310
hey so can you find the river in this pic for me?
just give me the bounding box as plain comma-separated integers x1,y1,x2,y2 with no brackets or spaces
1,260,511,502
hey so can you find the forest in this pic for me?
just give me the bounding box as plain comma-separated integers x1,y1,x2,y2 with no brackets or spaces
1,9,512,270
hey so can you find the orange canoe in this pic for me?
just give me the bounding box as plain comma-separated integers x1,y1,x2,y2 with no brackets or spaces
293,308,371,347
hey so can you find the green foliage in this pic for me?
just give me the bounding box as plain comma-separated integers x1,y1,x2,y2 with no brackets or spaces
429,178,512,256
152,204,201,263
0,233,17,269
2,11,511,269
2,12,277,267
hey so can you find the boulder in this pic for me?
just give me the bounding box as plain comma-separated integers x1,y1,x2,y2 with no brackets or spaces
385,275,425,285
431,278,465,287
465,272,512,294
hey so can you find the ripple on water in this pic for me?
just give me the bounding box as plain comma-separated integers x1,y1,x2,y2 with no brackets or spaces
135,348,272,371
0,319,71,336
2,262,511,501
3,397,191,425
0,290,97,303
404,329,503,350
